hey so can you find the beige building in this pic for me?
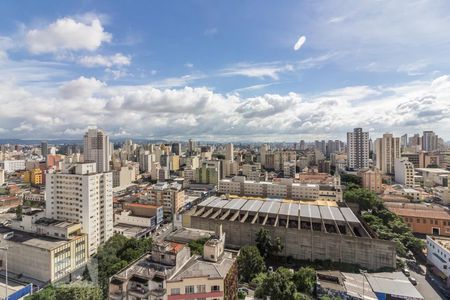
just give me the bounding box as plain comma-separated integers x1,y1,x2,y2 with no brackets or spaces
147,182,185,214
375,133,400,174
394,158,415,188
359,168,383,193
0,210,88,283
219,176,343,202
45,162,113,256
0,168,4,185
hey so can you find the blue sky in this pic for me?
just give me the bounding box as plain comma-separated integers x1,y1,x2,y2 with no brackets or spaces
0,0,450,141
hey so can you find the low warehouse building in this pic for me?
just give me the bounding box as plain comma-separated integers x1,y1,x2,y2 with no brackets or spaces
184,197,396,270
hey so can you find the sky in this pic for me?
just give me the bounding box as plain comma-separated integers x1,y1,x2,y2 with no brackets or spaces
0,0,450,142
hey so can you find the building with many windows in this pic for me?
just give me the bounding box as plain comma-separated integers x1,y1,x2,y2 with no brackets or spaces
426,235,450,288
394,158,415,188
347,128,369,170
375,133,400,174
84,128,111,173
147,182,185,214
45,162,113,256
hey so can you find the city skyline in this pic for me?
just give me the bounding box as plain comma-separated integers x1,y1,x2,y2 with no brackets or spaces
1,1,450,141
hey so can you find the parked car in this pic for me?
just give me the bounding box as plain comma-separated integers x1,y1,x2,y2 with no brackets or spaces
409,277,417,286
402,268,410,277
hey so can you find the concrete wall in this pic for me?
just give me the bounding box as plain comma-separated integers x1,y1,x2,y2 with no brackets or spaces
189,216,396,271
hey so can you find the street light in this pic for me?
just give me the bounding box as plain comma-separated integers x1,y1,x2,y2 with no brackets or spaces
0,246,8,300
359,269,367,299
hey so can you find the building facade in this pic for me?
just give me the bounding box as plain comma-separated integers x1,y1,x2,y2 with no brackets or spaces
347,128,369,170
45,162,113,255
84,128,111,172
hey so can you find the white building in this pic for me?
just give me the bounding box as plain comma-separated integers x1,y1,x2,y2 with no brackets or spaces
375,133,400,174
0,168,4,185
45,162,113,256
225,143,234,161
0,160,26,173
394,158,416,188
219,176,342,202
84,128,111,172
426,236,450,288
347,128,369,170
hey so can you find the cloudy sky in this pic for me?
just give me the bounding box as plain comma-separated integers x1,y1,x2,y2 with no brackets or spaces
1,0,450,141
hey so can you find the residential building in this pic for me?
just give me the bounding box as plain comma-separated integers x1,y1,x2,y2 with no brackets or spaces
218,176,342,202
347,128,369,170
225,143,234,161
45,162,113,255
195,161,220,185
415,168,450,187
0,209,88,283
147,182,185,214
422,130,438,151
375,133,400,174
386,203,450,236
166,226,238,300
283,161,296,178
187,197,396,270
113,165,136,188
109,241,191,300
0,168,4,185
359,168,383,193
394,158,415,188
83,128,111,172
426,236,450,288
114,203,164,238
0,160,26,173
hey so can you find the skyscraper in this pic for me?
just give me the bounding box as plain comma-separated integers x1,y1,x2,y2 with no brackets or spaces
171,142,181,155
188,139,197,156
83,128,111,172
347,128,369,170
225,143,234,161
422,131,438,152
375,133,400,174
45,162,113,255
41,141,48,161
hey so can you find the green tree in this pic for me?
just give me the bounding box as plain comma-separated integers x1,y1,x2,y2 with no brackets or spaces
237,245,266,282
255,228,283,258
292,267,316,293
341,174,362,186
188,237,208,255
344,187,380,210
255,268,297,300
26,284,103,300
15,204,23,220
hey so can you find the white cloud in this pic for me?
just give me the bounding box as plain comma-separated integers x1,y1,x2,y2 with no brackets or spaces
26,17,112,54
78,53,131,67
59,76,105,99
221,63,294,80
294,35,306,51
0,74,449,141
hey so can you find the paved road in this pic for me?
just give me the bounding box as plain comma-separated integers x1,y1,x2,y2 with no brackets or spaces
407,261,448,300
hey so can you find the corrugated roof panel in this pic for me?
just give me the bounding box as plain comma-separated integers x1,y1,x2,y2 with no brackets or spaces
329,206,345,222
288,203,299,217
259,201,274,214
197,197,218,207
309,205,321,219
341,207,360,223
279,203,290,216
319,206,334,221
241,200,264,213
299,204,311,218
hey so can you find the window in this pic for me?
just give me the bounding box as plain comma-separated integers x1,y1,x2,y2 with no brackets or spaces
185,286,195,294
171,288,180,295
211,285,220,292
197,285,206,293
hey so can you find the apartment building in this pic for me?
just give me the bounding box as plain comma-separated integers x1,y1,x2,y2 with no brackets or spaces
0,160,26,173
347,128,369,170
84,128,111,172
166,227,238,300
45,162,113,256
195,161,220,185
219,176,342,202
394,158,415,188
426,236,450,288
0,209,88,283
114,203,164,237
359,168,383,193
0,168,4,185
147,182,185,214
375,133,400,174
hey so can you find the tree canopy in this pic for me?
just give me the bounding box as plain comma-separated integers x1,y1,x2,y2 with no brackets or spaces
26,284,102,300
344,187,380,211
256,228,283,258
292,267,316,293
237,245,266,282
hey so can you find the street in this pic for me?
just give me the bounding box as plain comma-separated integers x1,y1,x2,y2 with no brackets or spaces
407,260,448,300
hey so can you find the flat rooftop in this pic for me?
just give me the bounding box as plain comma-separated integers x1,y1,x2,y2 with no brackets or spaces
387,206,450,220
0,227,83,251
415,168,450,174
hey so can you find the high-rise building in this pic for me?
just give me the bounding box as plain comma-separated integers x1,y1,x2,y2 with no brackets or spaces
260,144,268,167
400,134,408,149
299,140,306,150
171,142,181,155
225,143,234,161
41,141,48,161
83,128,111,172
188,139,197,156
347,128,369,170
375,133,400,174
422,131,438,152
45,162,113,255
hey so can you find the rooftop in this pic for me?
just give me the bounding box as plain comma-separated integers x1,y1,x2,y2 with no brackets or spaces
365,272,423,299
0,227,84,251
387,206,450,220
